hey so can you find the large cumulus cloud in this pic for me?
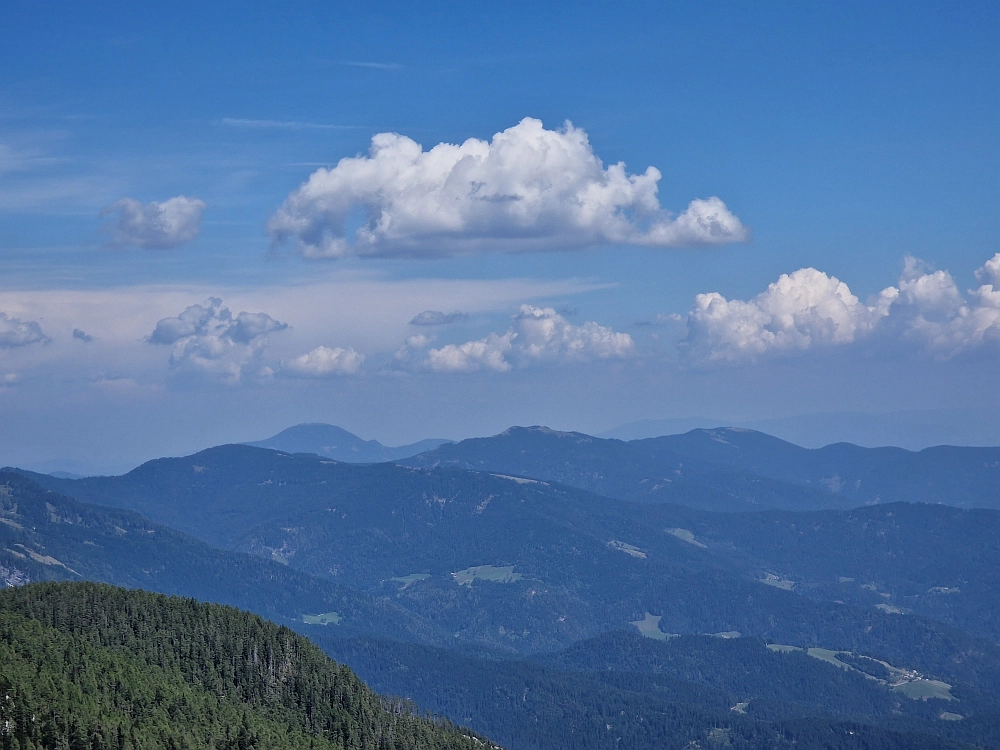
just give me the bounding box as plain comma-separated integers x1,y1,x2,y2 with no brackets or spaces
101,196,206,249
267,118,748,259
422,305,634,373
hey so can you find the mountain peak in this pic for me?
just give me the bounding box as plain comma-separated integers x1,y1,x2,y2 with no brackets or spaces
245,423,450,463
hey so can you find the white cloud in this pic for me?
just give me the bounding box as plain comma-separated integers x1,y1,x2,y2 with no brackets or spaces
427,332,515,373
101,195,206,249
683,268,896,362
424,305,634,372
267,117,748,259
148,298,287,383
680,252,1000,363
282,345,365,377
0,312,49,348
892,254,1000,357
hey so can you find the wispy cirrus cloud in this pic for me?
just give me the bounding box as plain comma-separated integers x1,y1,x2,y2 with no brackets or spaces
343,61,405,71
220,118,362,131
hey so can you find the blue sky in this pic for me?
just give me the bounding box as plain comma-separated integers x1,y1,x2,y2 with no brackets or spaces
1,1,998,471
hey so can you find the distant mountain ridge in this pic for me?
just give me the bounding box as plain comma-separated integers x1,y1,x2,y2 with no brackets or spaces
602,407,1000,450
246,423,451,462
404,425,1000,510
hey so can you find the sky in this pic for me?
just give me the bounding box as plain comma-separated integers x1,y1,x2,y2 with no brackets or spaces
1,1,999,472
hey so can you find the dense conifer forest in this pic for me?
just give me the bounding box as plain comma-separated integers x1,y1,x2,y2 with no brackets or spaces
0,582,491,750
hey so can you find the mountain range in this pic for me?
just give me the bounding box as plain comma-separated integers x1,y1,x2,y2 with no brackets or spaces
405,425,1000,510
8,423,1000,748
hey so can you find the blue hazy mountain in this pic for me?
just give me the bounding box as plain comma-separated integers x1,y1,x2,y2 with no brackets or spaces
23,446,1000,669
16,447,1000,748
602,407,1000,450
406,425,1000,511
403,426,842,511
245,422,451,462
637,426,1000,509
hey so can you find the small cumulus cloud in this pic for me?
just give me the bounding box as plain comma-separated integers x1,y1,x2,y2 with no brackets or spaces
100,195,206,249
267,117,747,259
148,298,287,383
72,328,94,343
0,312,49,348
424,305,634,373
427,333,514,373
409,310,469,326
282,346,365,377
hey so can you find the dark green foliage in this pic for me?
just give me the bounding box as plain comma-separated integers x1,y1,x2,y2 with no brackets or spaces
0,582,491,750
318,633,980,750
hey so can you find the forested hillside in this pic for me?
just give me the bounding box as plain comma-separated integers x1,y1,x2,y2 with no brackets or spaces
0,582,491,750
0,470,444,643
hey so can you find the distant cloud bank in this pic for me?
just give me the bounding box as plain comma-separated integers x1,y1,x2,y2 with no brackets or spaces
101,195,206,249
267,117,748,259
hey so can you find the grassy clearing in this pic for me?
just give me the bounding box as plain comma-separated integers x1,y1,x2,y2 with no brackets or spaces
607,540,647,558
630,612,676,641
894,679,955,701
302,611,342,625
766,644,802,653
760,574,795,591
665,528,707,548
768,644,957,702
806,648,852,669
391,573,431,588
452,565,522,586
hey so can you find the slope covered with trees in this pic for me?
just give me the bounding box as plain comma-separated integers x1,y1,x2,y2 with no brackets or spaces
0,582,491,750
